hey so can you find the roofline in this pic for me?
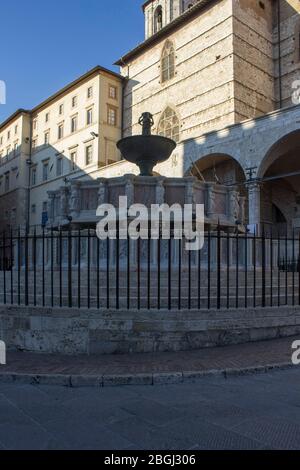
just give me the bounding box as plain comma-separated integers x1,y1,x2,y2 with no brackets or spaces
142,0,152,11
0,65,125,130
0,109,30,132
116,0,216,66
31,65,124,114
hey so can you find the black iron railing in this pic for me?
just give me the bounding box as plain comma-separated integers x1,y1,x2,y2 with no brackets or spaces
0,227,299,310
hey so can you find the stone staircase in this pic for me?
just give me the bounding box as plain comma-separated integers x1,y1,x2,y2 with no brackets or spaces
0,269,298,309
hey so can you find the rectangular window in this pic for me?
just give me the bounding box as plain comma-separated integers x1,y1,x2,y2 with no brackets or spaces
43,201,48,212
86,108,93,125
72,96,77,107
71,116,77,133
7,131,10,141
15,125,18,135
59,104,64,115
31,204,36,214
31,167,37,186
70,150,77,171
5,173,9,192
87,86,93,99
58,124,64,140
56,157,63,176
6,146,11,157
107,106,117,126
85,145,93,165
43,161,49,181
33,119,38,131
109,85,117,100
45,112,50,123
13,142,18,156
32,139,37,151
0,137,3,145
44,131,50,145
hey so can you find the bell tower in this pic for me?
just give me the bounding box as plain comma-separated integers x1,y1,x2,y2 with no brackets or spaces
143,0,183,39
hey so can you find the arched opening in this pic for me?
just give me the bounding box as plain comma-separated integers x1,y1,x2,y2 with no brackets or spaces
154,6,163,34
186,153,248,225
259,129,300,236
157,107,180,142
187,153,246,186
161,40,175,83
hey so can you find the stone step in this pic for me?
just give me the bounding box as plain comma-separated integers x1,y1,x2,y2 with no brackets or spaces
0,293,297,309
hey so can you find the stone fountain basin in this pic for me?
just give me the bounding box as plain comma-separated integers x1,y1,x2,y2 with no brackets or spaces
117,135,176,168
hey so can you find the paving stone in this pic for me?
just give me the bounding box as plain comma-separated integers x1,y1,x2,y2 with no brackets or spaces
36,375,71,386
175,400,255,429
153,373,183,385
103,374,153,387
170,417,263,450
70,375,102,388
107,416,194,450
0,423,56,450
120,398,186,426
232,417,300,450
43,416,133,450
1,368,300,449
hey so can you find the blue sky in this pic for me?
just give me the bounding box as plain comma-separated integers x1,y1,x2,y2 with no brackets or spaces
0,0,144,122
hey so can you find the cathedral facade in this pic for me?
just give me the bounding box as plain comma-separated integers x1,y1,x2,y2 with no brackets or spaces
114,0,300,234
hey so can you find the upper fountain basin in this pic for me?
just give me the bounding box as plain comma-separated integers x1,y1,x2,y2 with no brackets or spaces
117,135,176,176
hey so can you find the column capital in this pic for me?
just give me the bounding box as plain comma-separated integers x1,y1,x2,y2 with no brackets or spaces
245,179,263,191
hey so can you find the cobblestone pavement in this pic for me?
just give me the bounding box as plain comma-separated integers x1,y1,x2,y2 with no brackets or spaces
2,336,298,377
0,367,300,449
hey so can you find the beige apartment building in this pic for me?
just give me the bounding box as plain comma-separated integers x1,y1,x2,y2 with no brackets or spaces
0,110,31,232
0,66,123,232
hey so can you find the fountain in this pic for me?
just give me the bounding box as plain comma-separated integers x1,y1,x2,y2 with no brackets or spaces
48,112,246,231
117,112,176,176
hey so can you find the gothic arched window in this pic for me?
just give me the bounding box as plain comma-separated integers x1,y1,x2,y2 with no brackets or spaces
161,40,175,83
158,107,180,142
154,6,163,34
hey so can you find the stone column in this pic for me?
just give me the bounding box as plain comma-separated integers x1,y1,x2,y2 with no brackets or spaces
60,187,69,220
97,179,107,206
247,182,262,233
206,183,216,219
124,174,135,207
155,177,165,205
239,196,247,226
185,177,196,206
228,188,240,224
70,182,81,219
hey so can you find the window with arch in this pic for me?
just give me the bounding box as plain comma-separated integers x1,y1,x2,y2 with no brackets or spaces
158,107,180,142
154,6,163,34
161,40,175,83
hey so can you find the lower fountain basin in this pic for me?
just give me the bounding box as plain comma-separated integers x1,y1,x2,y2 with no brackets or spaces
117,135,176,176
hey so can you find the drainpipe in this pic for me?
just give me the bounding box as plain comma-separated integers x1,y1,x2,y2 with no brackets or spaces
277,0,283,108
